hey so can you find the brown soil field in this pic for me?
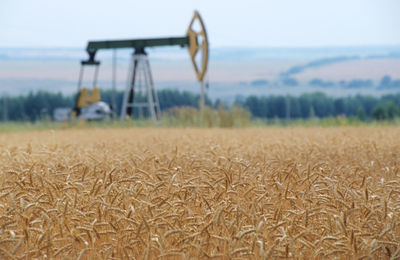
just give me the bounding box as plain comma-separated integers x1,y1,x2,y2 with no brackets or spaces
0,128,399,259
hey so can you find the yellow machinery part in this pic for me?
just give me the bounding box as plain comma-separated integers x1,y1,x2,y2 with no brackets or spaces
76,88,89,108
89,87,101,103
76,87,101,109
187,11,209,82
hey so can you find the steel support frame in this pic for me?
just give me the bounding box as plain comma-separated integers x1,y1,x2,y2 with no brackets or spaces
120,52,160,122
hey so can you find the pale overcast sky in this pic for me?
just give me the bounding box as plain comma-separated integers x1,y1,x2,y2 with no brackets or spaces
1,0,399,48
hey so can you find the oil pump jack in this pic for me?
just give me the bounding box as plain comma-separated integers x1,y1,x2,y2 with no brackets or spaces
73,11,209,121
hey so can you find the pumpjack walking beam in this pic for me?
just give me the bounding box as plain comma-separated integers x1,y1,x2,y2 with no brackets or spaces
81,11,209,119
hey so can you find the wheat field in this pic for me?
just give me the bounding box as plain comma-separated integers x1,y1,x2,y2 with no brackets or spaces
0,127,399,259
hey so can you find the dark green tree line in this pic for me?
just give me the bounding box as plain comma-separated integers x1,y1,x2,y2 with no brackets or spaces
239,92,400,121
0,89,211,121
1,90,400,121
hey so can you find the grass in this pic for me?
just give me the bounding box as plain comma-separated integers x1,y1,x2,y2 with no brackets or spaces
2,106,400,133
0,119,151,133
1,117,399,134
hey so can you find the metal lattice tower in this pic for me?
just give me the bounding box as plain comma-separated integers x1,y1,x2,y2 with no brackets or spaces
120,50,160,122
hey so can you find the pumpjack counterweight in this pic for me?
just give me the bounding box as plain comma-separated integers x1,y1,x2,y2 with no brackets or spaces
77,11,209,121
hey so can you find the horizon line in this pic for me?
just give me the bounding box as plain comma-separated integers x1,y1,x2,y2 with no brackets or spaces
1,44,400,50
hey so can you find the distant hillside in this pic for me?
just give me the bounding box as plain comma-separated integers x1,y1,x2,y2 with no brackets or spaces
281,52,400,77
1,45,400,101
280,56,360,77
1,45,400,62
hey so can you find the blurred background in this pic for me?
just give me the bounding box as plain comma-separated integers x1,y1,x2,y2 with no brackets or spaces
1,0,399,123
